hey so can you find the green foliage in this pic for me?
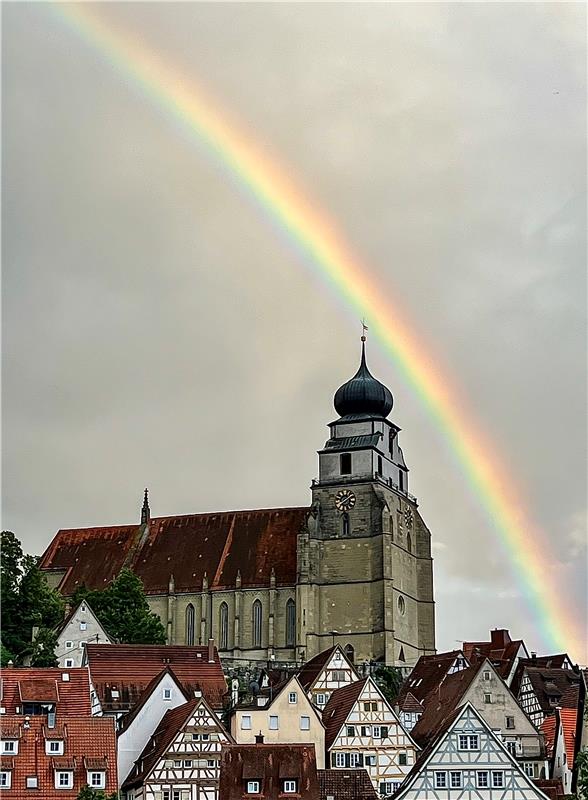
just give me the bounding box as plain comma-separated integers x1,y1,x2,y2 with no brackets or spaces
76,786,118,800
72,568,166,645
575,748,588,800
373,664,404,705
1,531,65,664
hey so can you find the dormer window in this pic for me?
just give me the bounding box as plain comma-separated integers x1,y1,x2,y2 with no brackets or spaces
340,453,352,475
1,740,17,754
46,740,64,755
55,770,73,789
246,780,261,794
87,771,106,789
283,779,298,793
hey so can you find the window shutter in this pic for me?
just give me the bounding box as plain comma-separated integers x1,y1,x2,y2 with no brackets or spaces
358,753,364,766
331,752,337,767
345,753,351,768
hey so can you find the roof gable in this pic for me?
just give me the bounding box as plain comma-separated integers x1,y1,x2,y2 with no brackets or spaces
297,645,359,693
55,600,112,641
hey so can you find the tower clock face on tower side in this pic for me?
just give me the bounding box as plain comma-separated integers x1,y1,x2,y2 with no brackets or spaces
335,489,356,511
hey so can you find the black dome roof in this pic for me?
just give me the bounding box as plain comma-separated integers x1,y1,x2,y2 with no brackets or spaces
334,341,393,418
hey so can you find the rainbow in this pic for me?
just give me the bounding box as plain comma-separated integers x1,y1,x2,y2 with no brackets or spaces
49,3,584,660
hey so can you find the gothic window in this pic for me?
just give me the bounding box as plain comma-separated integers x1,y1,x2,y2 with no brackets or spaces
342,512,350,536
286,599,296,647
252,599,262,648
407,533,412,553
344,644,355,663
340,453,352,475
185,603,195,646
219,602,229,650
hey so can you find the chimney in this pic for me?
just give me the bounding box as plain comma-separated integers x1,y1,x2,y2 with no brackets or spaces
255,733,264,744
490,629,511,648
531,652,537,662
208,638,215,663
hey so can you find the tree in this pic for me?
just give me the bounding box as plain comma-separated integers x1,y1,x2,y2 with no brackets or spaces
1,531,64,664
575,749,588,800
76,786,118,800
72,568,165,645
373,664,404,705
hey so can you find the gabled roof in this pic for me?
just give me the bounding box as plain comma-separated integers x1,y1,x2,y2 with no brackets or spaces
397,650,468,709
0,668,91,716
400,692,424,713
297,645,358,693
117,667,191,733
219,743,320,799
54,600,112,641
85,644,227,711
517,666,580,715
463,629,527,680
317,768,378,799
323,678,367,750
408,665,478,747
40,507,310,595
0,715,117,797
511,656,575,696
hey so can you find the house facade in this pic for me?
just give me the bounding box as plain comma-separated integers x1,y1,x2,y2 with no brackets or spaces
297,645,360,710
323,677,418,797
230,676,325,768
122,696,232,800
54,601,112,668
395,703,550,800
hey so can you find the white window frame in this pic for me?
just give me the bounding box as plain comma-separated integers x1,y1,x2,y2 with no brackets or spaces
458,734,479,750
373,726,381,738
477,771,489,788
0,772,11,789
269,715,279,730
46,740,64,755
483,670,492,681
65,641,74,649
450,771,462,788
283,779,297,793
492,771,505,788
26,776,38,789
241,715,252,730
434,771,447,788
484,692,492,704
88,771,106,788
246,780,260,793
334,752,346,768
163,687,172,700
65,659,74,668
316,693,326,706
524,763,535,777
288,692,297,704
55,770,74,789
300,716,310,730
346,725,355,737
80,621,87,631
1,740,17,754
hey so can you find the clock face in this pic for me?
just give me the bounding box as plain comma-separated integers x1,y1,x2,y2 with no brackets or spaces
404,508,414,528
335,489,356,512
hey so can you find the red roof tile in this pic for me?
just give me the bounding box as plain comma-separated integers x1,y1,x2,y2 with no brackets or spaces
540,715,557,759
85,644,227,711
534,779,564,799
397,650,468,709
297,645,359,693
322,679,367,750
0,668,91,716
0,715,117,799
409,665,478,748
318,768,378,799
219,743,320,799
40,508,310,595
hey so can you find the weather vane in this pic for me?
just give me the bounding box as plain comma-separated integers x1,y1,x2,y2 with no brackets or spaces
361,318,368,342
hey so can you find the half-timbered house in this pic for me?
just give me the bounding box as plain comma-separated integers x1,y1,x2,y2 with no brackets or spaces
540,684,581,796
514,664,580,727
297,645,360,710
122,695,232,800
323,676,418,797
394,703,550,800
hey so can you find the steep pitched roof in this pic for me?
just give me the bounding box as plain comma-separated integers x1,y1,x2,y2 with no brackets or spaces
396,650,468,709
322,678,367,750
117,667,191,733
219,743,320,799
518,667,580,716
463,629,526,680
54,600,111,641
317,768,378,799
0,668,91,716
511,656,575,696
0,715,117,798
85,644,227,711
297,645,358,693
400,692,424,713
40,507,310,595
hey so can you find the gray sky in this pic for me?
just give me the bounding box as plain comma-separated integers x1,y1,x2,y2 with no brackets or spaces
2,2,586,660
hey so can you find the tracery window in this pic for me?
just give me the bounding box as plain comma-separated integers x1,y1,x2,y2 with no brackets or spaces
185,603,195,646
219,602,229,650
252,599,263,648
286,599,296,647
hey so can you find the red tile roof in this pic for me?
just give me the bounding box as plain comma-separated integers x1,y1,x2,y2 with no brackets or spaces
540,714,557,759
40,508,310,595
219,743,320,799
462,629,526,681
0,715,117,799
322,679,367,750
408,665,479,748
297,646,358,693
396,650,468,709
0,668,91,716
534,779,564,799
317,768,378,799
117,667,191,733
517,667,580,716
85,644,227,712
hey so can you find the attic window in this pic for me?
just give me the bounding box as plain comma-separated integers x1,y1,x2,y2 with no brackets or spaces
111,689,120,699
246,781,261,794
62,673,70,682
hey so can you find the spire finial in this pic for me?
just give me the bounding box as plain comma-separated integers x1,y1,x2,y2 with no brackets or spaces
141,488,150,524
361,318,368,343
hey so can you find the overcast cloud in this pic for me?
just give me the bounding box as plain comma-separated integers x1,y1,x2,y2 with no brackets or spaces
2,2,586,659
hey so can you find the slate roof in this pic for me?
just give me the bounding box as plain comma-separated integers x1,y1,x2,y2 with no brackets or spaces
40,507,310,595
322,679,367,750
317,768,379,799
408,665,479,748
219,743,320,799
396,650,468,709
0,668,91,716
0,715,117,798
85,644,227,712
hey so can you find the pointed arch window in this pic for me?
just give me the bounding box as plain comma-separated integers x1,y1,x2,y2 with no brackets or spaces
185,603,195,646
342,513,350,536
344,644,355,663
286,599,296,647
252,600,262,648
219,602,229,650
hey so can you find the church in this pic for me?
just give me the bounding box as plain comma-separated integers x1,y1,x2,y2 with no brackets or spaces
40,339,436,666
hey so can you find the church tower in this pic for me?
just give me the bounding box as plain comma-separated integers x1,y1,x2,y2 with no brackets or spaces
297,336,436,666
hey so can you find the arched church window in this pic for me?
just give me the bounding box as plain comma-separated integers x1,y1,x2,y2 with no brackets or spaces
286,599,296,647
252,599,262,648
219,602,229,650
344,644,355,663
342,512,350,536
185,603,195,646
407,533,412,553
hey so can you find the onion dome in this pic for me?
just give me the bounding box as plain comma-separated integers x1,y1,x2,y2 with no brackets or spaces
334,340,393,418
